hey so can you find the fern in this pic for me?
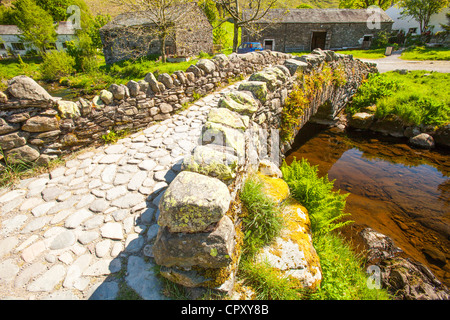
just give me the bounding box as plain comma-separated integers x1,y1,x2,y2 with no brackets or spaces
281,158,351,235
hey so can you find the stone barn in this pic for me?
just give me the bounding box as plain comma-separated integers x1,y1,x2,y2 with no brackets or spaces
99,2,213,64
242,8,394,52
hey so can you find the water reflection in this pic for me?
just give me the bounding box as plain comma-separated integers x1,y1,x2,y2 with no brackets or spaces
285,123,450,287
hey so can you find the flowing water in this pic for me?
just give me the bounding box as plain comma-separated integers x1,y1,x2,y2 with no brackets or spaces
285,123,450,287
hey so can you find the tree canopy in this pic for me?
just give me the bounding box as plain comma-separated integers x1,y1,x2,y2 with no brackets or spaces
398,0,450,33
12,0,57,55
339,0,395,10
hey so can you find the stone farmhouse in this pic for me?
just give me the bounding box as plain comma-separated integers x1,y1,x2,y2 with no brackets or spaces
99,2,213,64
242,8,394,52
0,22,77,57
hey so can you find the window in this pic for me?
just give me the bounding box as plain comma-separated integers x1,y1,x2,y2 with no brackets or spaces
363,35,373,42
408,28,418,34
11,43,25,51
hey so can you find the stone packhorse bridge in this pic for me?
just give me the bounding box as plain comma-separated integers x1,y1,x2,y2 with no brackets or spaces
0,49,374,299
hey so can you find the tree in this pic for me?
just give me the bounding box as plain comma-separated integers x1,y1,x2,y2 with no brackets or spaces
12,0,57,55
398,0,450,34
110,0,195,63
214,0,279,53
339,0,395,10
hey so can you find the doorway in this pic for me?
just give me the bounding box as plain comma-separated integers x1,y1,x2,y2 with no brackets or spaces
263,39,274,51
311,32,327,50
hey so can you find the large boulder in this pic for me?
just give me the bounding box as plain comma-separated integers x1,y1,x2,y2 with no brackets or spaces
284,59,308,76
434,124,450,148
183,145,239,181
7,75,53,102
0,131,27,150
249,68,286,91
348,112,375,130
409,133,435,149
158,171,232,233
153,215,236,269
360,228,450,300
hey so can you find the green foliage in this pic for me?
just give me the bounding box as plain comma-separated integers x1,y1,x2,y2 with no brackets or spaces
40,50,76,80
348,73,400,114
371,31,390,49
66,31,98,73
101,129,130,144
310,232,390,300
281,65,345,141
281,158,350,235
339,0,394,10
86,14,112,49
12,0,57,55
239,175,284,258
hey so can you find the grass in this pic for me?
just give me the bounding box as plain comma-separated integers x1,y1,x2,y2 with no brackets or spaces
239,175,284,258
349,70,450,127
335,48,387,59
0,147,65,188
400,46,450,61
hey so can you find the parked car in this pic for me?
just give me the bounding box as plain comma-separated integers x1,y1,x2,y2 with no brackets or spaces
237,42,263,54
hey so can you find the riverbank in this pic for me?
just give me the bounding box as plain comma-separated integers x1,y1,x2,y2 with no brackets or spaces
285,122,449,296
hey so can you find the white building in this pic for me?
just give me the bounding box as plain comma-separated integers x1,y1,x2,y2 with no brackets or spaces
386,5,449,35
0,22,77,57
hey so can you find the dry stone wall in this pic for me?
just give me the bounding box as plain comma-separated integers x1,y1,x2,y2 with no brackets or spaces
0,51,292,165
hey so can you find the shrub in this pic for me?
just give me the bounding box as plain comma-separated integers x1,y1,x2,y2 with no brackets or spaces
40,50,75,80
348,73,400,114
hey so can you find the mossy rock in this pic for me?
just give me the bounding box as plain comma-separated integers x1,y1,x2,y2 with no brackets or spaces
218,91,259,115
255,198,322,290
238,81,268,103
57,100,80,119
207,107,248,130
202,121,245,157
256,172,290,204
183,145,239,181
157,171,231,233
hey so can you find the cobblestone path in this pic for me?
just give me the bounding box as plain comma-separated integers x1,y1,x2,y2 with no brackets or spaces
0,84,239,300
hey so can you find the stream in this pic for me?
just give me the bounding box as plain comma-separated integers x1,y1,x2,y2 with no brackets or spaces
285,123,450,287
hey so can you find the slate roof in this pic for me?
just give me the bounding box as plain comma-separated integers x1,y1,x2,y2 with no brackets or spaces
0,22,76,35
247,8,394,24
100,3,200,31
